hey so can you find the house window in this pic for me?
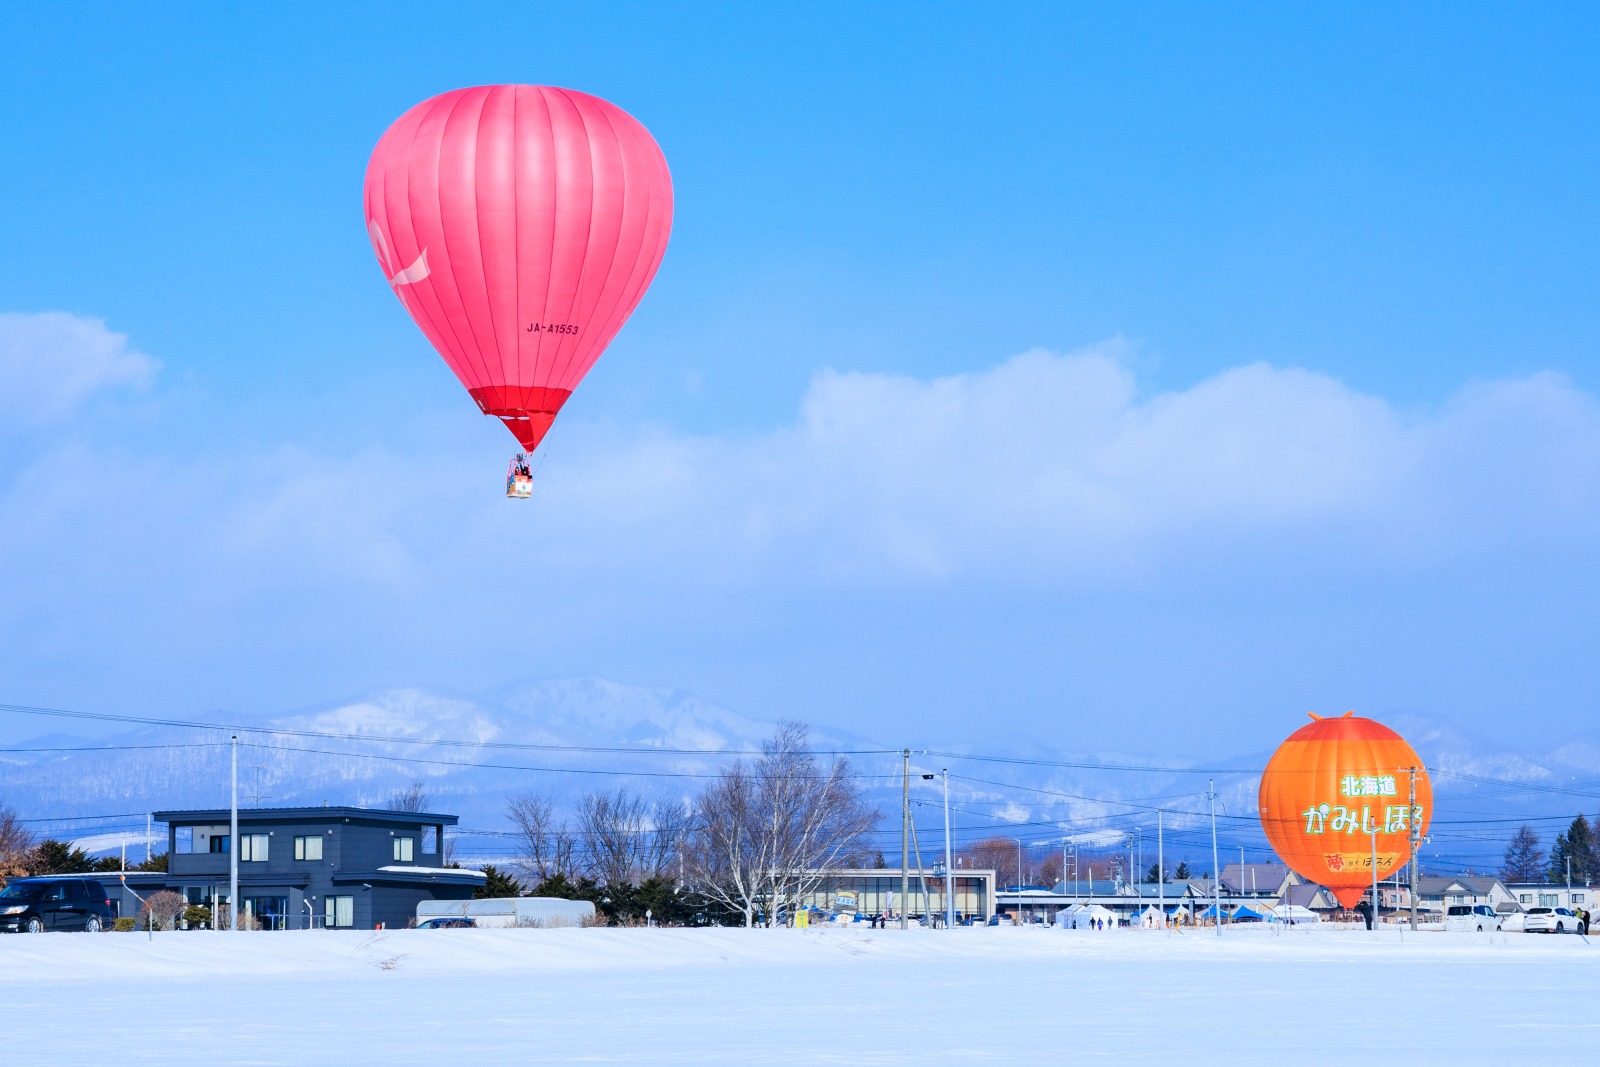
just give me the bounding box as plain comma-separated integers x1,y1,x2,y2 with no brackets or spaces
1573,892,1586,904
1540,893,1559,908
1448,894,1465,904
209,834,230,854
393,836,414,862
325,895,353,928
421,826,438,855
294,836,324,861
174,827,194,854
239,834,269,862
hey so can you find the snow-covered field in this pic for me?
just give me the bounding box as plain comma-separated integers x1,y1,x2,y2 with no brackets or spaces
2,925,1593,1063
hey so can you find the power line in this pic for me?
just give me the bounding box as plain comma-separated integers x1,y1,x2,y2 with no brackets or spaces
0,701,897,758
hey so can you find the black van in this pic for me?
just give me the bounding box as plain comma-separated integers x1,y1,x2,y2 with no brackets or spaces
0,878,116,933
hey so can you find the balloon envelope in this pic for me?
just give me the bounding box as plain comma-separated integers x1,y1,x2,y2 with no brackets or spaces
363,85,673,452
1257,713,1432,909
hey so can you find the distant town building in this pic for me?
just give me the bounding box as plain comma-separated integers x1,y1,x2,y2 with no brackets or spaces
1504,881,1591,913
1416,876,1516,915
796,868,997,923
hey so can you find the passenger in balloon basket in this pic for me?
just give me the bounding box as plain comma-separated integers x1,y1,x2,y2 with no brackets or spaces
506,453,534,499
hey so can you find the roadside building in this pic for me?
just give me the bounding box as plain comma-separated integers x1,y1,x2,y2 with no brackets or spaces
1417,876,1517,916
797,868,996,923
1505,882,1591,913
100,806,484,930
1279,882,1340,915
1219,862,1294,899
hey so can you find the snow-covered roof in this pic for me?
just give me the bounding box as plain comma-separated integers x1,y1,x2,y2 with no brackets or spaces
377,865,485,878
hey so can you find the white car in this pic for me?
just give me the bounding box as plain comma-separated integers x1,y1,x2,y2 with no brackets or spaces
1522,907,1581,934
1444,904,1502,932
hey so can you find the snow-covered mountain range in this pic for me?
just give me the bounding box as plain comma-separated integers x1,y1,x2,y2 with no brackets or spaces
3,678,1595,873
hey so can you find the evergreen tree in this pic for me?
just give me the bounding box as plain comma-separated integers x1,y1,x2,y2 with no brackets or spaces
1547,816,1598,884
474,865,527,899
1173,861,1191,880
29,839,94,874
133,852,169,873
532,872,602,903
1500,825,1544,883
1144,863,1163,884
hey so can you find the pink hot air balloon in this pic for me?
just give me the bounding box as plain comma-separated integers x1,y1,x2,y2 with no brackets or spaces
363,85,673,480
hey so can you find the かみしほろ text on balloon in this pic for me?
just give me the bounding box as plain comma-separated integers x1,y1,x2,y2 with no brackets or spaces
1301,803,1424,836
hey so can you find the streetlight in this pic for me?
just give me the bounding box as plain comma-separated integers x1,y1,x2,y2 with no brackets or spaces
1011,837,1024,925
941,770,953,929
918,771,954,929
1208,779,1221,937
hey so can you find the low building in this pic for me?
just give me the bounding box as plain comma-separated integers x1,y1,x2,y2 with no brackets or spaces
1219,863,1294,899
1505,882,1592,913
102,806,484,930
1417,876,1516,916
796,868,996,923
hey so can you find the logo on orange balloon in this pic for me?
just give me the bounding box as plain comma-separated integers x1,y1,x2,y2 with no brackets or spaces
1257,711,1432,908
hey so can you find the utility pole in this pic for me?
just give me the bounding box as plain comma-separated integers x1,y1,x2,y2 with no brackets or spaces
230,735,239,932
900,749,909,931
1157,810,1165,926
942,769,953,930
1015,838,1023,924
145,813,152,864
1209,779,1221,937
1370,828,1379,933
1408,766,1420,931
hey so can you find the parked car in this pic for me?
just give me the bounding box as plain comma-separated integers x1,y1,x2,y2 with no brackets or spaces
0,878,116,933
1444,904,1502,932
415,916,476,930
1523,907,1581,934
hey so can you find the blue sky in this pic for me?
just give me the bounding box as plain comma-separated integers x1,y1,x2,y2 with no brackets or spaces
1,3,1596,756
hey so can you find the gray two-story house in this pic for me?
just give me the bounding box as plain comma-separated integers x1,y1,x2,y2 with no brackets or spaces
108,806,484,930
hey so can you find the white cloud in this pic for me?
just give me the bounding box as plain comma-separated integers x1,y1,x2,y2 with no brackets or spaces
0,312,159,421
2,339,1598,671
531,345,1600,580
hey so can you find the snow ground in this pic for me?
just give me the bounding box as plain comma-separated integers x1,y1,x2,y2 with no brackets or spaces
2,925,1593,1064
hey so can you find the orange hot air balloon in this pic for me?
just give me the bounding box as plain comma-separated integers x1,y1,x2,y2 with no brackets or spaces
1257,711,1432,909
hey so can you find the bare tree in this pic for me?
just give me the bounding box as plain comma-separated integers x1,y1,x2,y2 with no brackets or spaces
0,802,35,884
506,791,577,883
574,789,693,887
386,779,430,813
686,721,878,928
577,790,650,888
646,796,692,882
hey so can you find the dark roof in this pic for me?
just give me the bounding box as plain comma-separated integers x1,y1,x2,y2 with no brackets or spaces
1219,863,1289,892
1282,883,1333,908
1417,875,1505,895
154,806,459,826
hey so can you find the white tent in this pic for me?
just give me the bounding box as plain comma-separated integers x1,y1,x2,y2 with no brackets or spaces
1270,904,1321,924
1055,903,1115,929
1137,905,1165,928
